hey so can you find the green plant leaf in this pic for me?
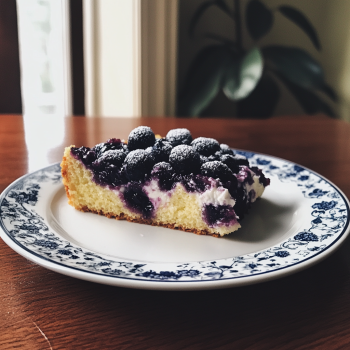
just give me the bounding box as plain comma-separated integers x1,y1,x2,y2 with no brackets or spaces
177,45,232,116
189,0,233,38
246,0,273,40
237,75,280,118
223,47,263,101
279,6,321,51
204,33,236,48
277,73,335,117
263,46,324,89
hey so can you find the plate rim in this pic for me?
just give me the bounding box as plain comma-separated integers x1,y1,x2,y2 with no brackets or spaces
1,150,349,290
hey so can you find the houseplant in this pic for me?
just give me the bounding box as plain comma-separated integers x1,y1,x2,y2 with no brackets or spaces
177,0,337,118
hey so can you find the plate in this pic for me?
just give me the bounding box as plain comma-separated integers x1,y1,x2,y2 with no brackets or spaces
0,151,349,290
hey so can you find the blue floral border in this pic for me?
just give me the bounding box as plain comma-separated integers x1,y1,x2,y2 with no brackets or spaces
0,151,349,283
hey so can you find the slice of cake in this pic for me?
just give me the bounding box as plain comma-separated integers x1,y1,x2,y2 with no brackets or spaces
61,127,270,237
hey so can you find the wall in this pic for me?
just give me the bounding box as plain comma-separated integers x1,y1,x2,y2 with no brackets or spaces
177,0,350,120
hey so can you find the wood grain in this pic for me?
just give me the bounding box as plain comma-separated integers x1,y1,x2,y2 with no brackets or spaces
1,114,350,349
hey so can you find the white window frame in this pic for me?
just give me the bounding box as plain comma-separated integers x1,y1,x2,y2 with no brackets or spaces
83,0,178,118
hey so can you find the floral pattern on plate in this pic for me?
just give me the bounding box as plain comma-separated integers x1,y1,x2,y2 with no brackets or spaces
0,152,349,287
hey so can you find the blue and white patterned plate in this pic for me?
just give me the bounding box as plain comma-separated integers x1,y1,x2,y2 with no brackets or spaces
1,151,349,290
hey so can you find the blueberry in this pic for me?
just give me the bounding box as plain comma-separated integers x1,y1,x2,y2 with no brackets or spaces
203,204,237,227
151,162,176,191
220,144,235,156
169,145,201,175
121,143,130,155
220,154,240,174
166,128,192,146
123,182,154,218
94,167,127,187
151,139,172,163
200,155,209,165
180,174,211,193
208,153,220,161
71,147,98,167
152,161,173,173
233,154,250,167
93,150,126,168
191,137,220,156
93,138,125,157
124,149,155,181
228,186,248,219
128,126,156,150
200,161,235,183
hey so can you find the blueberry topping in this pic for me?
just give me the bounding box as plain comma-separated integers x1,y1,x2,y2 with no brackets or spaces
94,167,127,187
228,186,248,220
94,150,126,168
220,144,235,155
169,145,201,175
166,128,192,146
123,182,154,218
233,154,250,167
71,147,97,167
128,126,156,151
220,154,240,174
200,161,235,183
181,174,211,193
251,166,270,187
208,153,220,161
152,161,173,173
199,155,209,165
203,204,237,227
191,137,220,156
151,162,176,191
151,139,173,163
124,149,155,181
93,138,125,157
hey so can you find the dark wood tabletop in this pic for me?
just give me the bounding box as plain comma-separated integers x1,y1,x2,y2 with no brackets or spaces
1,114,350,349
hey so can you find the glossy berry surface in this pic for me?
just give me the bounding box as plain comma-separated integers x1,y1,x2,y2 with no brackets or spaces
128,126,156,151
200,161,235,183
166,128,192,146
169,145,201,175
124,149,155,181
191,137,220,156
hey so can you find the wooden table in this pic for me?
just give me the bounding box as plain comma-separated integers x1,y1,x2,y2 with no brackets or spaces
1,114,350,349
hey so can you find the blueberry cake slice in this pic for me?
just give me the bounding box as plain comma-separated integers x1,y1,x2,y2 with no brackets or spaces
61,127,270,237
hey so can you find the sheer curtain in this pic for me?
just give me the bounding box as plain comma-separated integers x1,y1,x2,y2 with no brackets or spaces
16,0,71,117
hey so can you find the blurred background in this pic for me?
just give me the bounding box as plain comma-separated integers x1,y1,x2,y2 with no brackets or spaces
2,0,350,120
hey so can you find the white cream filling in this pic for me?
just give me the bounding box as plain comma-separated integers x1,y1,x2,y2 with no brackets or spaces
199,183,236,207
143,179,173,211
110,168,265,231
